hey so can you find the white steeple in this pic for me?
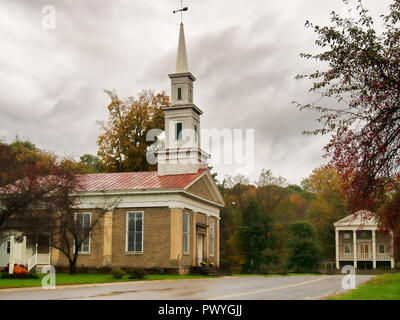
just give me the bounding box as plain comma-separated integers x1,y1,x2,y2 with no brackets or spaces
176,23,189,73
157,23,209,176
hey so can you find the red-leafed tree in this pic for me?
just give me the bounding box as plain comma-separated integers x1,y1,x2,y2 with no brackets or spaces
1,140,121,274
11,161,121,274
0,142,58,234
295,0,400,232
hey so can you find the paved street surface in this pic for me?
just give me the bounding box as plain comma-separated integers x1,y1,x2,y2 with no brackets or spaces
0,275,374,300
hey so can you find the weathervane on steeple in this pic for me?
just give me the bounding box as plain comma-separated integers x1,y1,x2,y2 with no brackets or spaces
173,0,188,23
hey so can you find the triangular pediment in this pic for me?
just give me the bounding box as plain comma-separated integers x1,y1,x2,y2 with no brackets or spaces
334,210,377,227
185,171,224,206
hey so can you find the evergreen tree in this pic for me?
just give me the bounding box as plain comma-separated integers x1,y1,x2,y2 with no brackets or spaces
238,200,273,273
286,222,323,273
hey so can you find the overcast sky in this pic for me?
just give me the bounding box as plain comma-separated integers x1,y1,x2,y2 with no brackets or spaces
0,0,390,184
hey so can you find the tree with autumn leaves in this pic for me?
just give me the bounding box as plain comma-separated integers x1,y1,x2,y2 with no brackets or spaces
302,166,349,259
296,0,400,234
0,140,120,274
0,142,56,234
96,90,168,172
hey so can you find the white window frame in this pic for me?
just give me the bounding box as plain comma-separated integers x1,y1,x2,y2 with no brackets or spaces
344,243,351,254
183,212,190,255
126,211,144,254
343,232,351,240
360,243,369,254
74,212,91,254
175,122,183,141
378,243,385,254
209,219,215,257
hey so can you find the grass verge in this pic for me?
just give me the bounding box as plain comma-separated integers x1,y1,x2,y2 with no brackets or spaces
0,273,218,289
328,273,400,300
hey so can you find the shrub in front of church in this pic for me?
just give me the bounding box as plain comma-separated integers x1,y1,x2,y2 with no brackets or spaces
1,272,39,279
127,268,146,280
111,267,126,279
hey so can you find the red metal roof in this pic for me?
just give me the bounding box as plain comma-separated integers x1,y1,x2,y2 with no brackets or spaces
77,169,207,192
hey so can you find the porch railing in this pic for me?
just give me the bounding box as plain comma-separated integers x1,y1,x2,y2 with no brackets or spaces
27,254,37,272
376,253,391,260
338,253,353,260
339,252,392,261
358,253,370,260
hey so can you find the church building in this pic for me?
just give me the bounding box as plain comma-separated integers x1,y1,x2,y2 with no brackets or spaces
0,23,224,274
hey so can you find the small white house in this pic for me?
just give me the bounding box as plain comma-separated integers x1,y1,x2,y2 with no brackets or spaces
0,231,51,272
334,211,395,269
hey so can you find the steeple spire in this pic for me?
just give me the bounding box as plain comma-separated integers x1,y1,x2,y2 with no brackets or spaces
158,16,209,176
176,23,189,73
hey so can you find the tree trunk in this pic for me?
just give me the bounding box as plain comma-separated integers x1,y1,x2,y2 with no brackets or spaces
69,256,78,275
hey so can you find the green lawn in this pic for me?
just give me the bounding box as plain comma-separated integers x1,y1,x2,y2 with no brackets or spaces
328,273,400,300
0,273,217,289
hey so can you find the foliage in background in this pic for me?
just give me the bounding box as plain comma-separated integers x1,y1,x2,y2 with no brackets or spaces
220,169,325,273
79,154,102,173
302,166,349,258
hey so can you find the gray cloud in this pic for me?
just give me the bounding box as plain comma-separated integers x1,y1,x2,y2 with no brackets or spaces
0,0,390,184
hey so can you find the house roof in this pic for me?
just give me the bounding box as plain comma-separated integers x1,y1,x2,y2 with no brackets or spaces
334,210,377,227
77,169,207,192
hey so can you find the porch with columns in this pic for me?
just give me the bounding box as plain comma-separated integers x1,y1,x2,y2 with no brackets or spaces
335,227,394,269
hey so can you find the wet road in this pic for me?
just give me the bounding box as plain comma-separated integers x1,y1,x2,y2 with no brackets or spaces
0,275,374,300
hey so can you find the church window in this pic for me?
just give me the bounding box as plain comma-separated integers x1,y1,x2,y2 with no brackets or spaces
178,87,182,100
194,124,198,143
75,212,91,253
176,122,183,141
209,219,215,257
126,212,143,253
183,213,190,254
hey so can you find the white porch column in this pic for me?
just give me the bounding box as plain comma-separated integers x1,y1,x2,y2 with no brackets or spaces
372,229,376,269
335,229,339,269
22,236,27,265
390,231,395,269
353,229,357,269
8,235,15,274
